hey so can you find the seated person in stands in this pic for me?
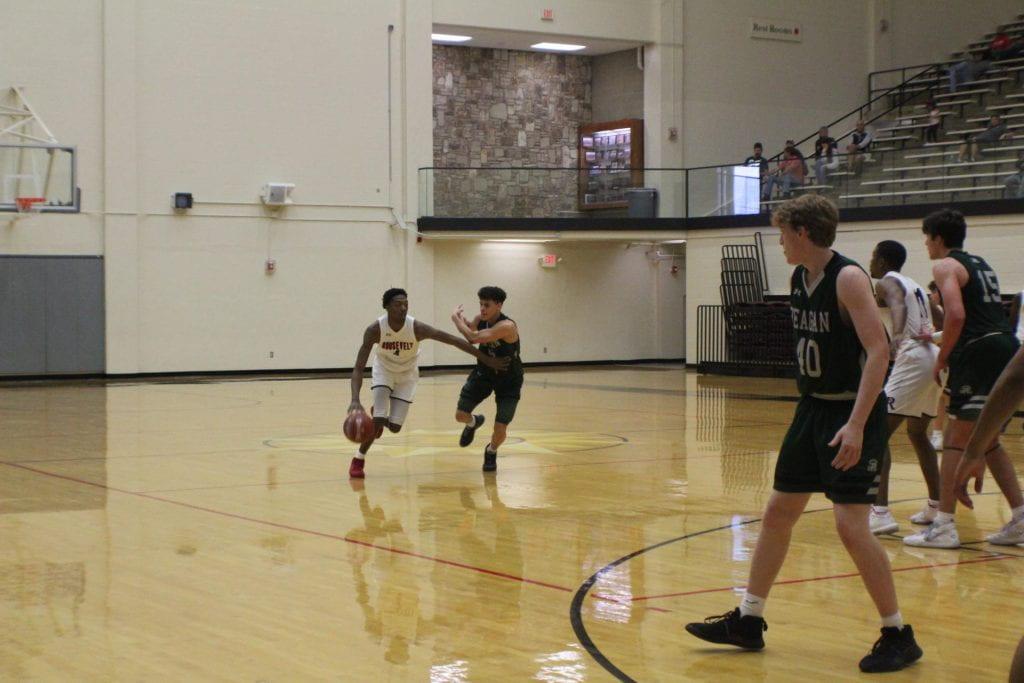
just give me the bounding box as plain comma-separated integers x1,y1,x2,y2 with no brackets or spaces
948,51,991,93
991,33,1024,61
744,142,770,195
959,114,1010,163
845,120,873,176
761,147,805,201
813,126,839,187
785,138,809,177
1003,150,1024,199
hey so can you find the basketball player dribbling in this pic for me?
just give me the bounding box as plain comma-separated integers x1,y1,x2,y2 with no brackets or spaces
685,195,922,673
347,288,508,478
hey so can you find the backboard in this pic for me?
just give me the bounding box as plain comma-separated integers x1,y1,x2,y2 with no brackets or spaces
0,143,78,213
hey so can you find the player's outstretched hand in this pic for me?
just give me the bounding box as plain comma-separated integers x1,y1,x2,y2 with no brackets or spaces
347,400,364,414
480,355,511,371
452,304,465,322
828,422,863,471
932,357,948,386
953,451,986,509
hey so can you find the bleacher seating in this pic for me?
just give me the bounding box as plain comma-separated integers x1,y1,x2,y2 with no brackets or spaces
758,14,1024,209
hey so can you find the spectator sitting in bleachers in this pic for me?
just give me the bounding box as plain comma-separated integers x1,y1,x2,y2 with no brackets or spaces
948,51,992,93
959,114,1010,163
1003,150,1024,198
813,126,839,187
991,33,1024,60
845,120,873,176
761,147,805,201
744,142,769,196
785,138,809,178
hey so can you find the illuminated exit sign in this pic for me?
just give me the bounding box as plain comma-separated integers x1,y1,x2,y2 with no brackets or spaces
540,254,558,268
542,9,554,21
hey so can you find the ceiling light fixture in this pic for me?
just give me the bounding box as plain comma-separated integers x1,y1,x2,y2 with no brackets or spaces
432,33,473,43
531,42,586,52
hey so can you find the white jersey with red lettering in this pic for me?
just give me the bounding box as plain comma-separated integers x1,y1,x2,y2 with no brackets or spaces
374,314,419,373
371,315,420,417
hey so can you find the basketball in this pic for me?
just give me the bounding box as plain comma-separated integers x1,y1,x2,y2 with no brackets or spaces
343,410,375,443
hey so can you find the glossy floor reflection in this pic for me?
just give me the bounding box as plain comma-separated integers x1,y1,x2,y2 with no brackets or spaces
1,366,1022,680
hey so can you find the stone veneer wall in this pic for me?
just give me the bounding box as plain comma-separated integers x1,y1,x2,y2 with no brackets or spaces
432,45,591,217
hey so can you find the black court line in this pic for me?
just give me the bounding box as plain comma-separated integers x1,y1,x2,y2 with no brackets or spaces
569,493,1022,682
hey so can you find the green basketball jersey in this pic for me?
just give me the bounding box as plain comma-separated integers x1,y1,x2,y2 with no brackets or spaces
790,252,866,396
477,313,523,378
946,250,1011,353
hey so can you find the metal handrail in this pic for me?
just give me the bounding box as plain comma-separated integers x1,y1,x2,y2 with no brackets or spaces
420,148,893,173
868,55,1024,97
765,63,942,163
867,61,956,98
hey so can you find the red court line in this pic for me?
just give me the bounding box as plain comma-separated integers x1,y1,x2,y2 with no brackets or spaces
631,553,1018,602
0,459,665,612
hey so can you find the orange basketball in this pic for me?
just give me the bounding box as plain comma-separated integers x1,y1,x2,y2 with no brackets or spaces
343,411,376,443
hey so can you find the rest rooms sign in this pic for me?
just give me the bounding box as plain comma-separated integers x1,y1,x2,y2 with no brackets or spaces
749,18,802,42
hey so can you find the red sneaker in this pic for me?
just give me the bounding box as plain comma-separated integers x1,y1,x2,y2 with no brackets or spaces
349,457,365,479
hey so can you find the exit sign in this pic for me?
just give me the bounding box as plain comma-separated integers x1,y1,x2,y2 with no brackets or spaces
540,254,558,268
542,8,554,21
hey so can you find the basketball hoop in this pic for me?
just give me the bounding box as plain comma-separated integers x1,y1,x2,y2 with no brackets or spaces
15,196,45,213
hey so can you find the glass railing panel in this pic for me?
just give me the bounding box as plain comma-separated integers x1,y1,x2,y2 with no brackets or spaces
418,167,688,219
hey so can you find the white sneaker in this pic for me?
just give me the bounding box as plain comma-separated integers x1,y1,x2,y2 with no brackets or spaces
986,518,1024,545
870,509,900,534
903,522,960,548
930,431,943,450
910,503,938,525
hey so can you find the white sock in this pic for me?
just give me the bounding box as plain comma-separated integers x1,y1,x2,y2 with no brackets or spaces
739,592,766,618
926,499,939,508
881,611,904,629
1012,505,1024,521
935,511,954,526
354,451,365,460
872,505,890,514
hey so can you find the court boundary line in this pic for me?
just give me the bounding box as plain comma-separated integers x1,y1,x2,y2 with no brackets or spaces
568,494,1024,683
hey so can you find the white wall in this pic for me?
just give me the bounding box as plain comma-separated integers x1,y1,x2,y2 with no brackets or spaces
2,0,689,373
685,214,1024,361
432,0,657,42
680,0,871,168
427,241,685,366
592,50,645,122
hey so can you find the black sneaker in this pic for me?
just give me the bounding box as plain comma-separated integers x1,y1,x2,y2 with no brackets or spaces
482,447,497,472
459,414,485,447
859,625,922,673
684,608,766,650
